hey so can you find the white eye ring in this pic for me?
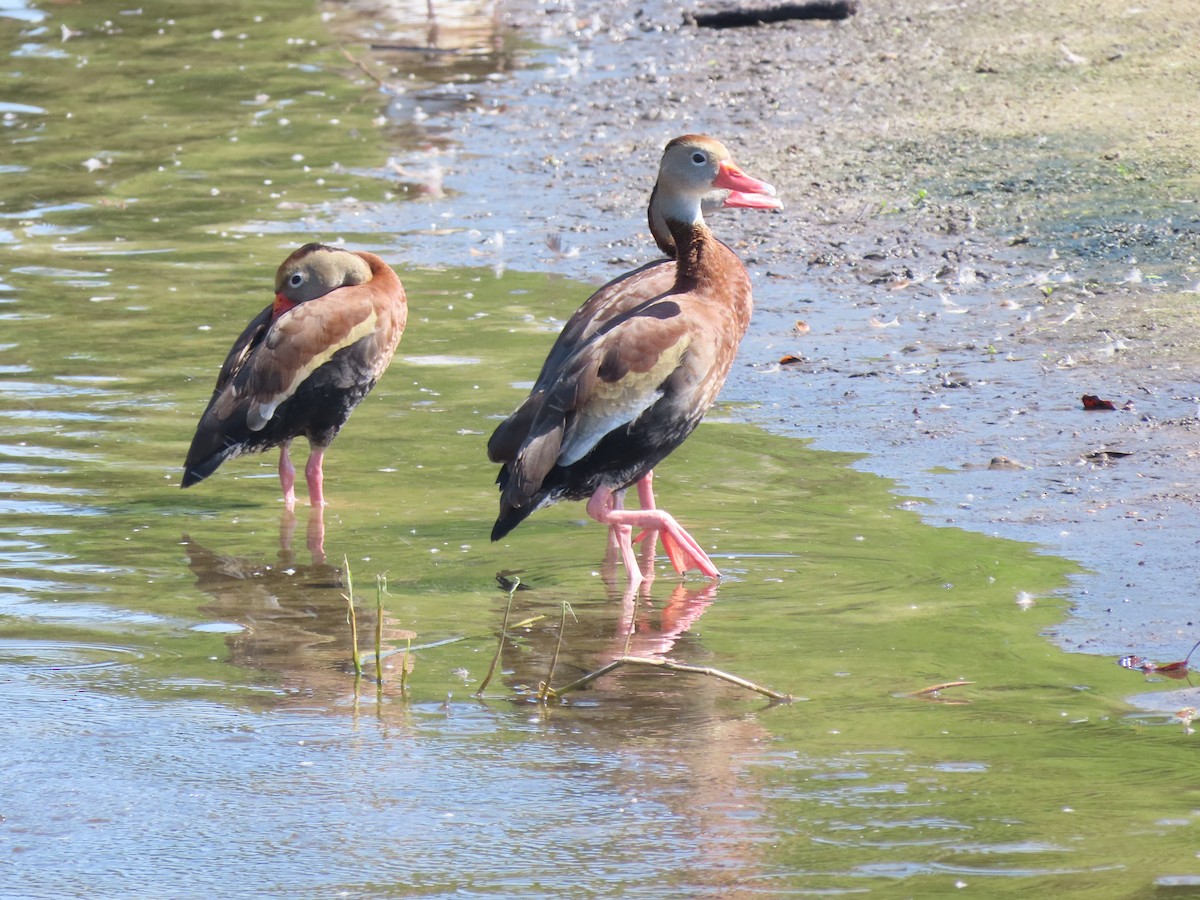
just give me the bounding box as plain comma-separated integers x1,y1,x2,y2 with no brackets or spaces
691,152,706,165
289,272,305,287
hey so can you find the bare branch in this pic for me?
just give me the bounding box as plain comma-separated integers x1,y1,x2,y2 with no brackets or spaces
552,655,794,702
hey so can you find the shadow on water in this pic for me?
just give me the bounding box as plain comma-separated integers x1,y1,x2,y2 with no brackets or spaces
2,0,1200,896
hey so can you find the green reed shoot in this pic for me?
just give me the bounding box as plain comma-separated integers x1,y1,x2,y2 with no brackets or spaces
374,574,387,685
343,555,362,678
476,575,519,696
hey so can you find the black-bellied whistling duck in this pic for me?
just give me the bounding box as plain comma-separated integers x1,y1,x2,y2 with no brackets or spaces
487,135,781,581
182,243,407,509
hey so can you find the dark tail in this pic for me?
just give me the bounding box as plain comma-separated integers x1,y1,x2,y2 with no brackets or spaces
490,463,541,541
182,419,245,488
491,501,538,542
181,446,235,488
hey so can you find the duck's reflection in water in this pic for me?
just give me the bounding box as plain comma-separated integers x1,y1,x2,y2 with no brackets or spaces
182,507,394,703
496,527,724,699
184,511,772,890
278,504,328,566
494,529,773,895
604,527,718,660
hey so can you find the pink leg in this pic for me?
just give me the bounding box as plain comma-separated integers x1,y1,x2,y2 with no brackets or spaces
595,489,640,584
606,488,628,555
586,485,720,579
632,470,656,546
305,444,327,508
636,470,656,510
278,443,297,511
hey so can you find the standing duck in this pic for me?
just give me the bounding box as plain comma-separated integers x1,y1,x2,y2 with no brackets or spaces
487,135,781,581
182,243,407,509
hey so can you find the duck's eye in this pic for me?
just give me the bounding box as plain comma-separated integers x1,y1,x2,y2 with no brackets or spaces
691,152,706,165
289,272,305,288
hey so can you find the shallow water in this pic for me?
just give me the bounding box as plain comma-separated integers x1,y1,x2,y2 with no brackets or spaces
2,2,1199,897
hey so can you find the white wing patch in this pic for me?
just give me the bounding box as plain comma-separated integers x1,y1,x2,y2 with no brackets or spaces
556,334,689,466
558,390,663,466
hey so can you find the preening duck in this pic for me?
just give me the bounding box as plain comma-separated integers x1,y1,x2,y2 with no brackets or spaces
182,243,407,509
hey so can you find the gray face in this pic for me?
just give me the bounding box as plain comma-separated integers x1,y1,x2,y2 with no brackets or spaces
275,246,372,304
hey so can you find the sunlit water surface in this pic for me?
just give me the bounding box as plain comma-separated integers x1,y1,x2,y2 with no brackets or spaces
1,2,1197,897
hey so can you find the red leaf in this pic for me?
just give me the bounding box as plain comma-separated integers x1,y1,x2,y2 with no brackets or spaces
1117,640,1200,678
1155,660,1192,679
1082,394,1117,411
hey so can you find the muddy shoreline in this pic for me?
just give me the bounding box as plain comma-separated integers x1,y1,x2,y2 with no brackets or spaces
335,0,1200,657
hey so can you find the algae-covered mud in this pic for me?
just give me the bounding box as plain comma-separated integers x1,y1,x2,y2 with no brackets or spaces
2,1,1200,896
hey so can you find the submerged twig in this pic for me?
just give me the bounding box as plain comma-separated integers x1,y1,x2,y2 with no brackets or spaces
476,576,520,696
621,593,639,658
339,46,389,89
908,680,974,698
538,602,576,703
343,555,363,679
552,655,793,702
368,43,463,55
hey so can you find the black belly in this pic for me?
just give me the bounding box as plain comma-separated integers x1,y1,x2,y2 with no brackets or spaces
254,361,377,451
545,409,703,503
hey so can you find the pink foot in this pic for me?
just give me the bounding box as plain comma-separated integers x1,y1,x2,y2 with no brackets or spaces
587,485,720,579
628,471,705,574
605,488,633,557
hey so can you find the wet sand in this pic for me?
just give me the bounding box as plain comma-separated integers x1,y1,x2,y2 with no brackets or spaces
341,0,1200,657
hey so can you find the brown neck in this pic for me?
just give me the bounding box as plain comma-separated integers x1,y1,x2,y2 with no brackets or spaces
666,216,753,334
667,218,719,289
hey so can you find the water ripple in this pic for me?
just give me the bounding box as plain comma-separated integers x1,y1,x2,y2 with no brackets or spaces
0,101,46,114
1,205,91,223
50,243,178,257
0,462,68,476
0,442,102,462
0,573,108,595
0,480,98,497
0,592,167,626
0,379,118,399
0,639,150,677
0,498,102,516
0,408,112,422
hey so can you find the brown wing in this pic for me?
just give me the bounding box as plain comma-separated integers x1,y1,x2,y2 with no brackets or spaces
182,304,275,487
501,297,696,509
231,290,380,431
487,258,674,464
